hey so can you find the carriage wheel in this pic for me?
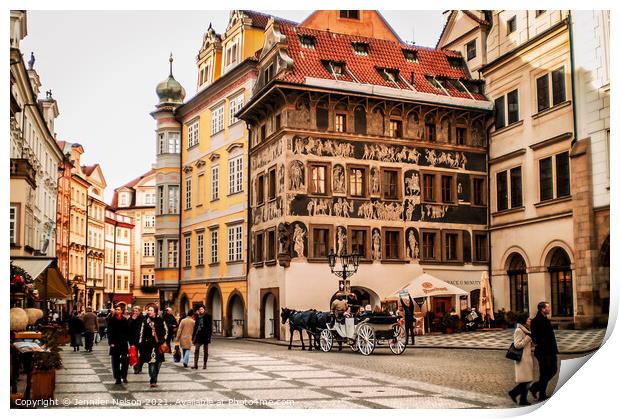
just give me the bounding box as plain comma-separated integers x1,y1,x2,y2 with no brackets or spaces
356,323,376,356
319,329,333,352
389,325,407,355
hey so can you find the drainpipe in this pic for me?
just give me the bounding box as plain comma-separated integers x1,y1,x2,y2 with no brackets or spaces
245,123,252,289
567,11,579,145
486,120,494,306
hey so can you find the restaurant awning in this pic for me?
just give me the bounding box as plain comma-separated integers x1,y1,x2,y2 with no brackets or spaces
11,257,54,280
36,266,72,299
389,272,469,299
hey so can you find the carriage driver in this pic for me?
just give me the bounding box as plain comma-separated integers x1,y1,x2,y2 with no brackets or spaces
331,292,349,324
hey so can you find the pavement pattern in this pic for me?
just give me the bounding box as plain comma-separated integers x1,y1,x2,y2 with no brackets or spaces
55,339,524,409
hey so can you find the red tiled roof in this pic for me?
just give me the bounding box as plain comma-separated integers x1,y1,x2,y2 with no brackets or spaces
110,169,156,208
240,10,298,29
275,23,486,102
463,11,491,27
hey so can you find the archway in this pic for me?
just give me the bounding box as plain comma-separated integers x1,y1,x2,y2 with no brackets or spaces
599,235,610,314
207,287,223,334
179,295,189,315
260,292,279,339
548,247,573,317
507,253,529,313
226,293,245,337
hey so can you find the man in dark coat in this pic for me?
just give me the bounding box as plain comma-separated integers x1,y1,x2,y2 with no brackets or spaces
162,307,178,352
400,293,416,345
82,307,98,352
192,305,212,370
107,305,130,385
127,305,144,374
529,301,559,401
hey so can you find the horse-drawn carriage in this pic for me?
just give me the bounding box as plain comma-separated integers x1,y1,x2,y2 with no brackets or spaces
280,308,406,356
319,314,407,356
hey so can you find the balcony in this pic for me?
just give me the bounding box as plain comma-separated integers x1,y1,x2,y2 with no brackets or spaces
10,158,36,188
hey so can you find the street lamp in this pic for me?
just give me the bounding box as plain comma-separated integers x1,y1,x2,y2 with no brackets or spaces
327,245,360,297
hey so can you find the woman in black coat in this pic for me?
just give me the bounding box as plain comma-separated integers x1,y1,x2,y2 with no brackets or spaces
127,305,144,374
68,312,85,351
138,306,168,387
107,305,130,384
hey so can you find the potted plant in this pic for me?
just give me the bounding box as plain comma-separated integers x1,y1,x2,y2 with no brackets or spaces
31,328,63,399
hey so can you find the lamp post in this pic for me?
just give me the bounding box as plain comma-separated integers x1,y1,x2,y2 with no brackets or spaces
327,245,360,298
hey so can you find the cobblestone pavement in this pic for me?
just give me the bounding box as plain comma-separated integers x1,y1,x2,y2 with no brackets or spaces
53,337,588,409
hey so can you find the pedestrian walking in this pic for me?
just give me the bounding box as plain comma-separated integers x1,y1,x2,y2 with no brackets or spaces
529,301,559,401
82,307,98,352
508,313,534,406
400,293,415,345
162,307,178,352
107,305,130,385
191,305,212,370
139,306,168,388
68,311,84,351
176,309,195,367
128,305,144,374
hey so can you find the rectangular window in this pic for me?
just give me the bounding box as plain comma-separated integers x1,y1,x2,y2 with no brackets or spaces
255,232,264,263
473,233,488,262
168,240,178,268
144,215,155,228
167,132,180,154
496,171,508,211
537,74,550,112
157,186,164,215
335,114,346,132
11,206,18,243
184,235,191,267
211,166,219,201
196,174,204,206
389,120,402,138
423,173,436,202
310,164,328,195
229,94,244,125
507,16,517,34
466,40,476,61
266,229,276,261
312,228,330,258
143,242,154,257
556,152,570,197
384,230,401,260
188,120,199,148
382,169,399,200
211,106,224,134
441,175,455,203
421,230,439,261
196,232,204,265
210,230,218,264
443,232,459,262
268,166,277,200
116,251,121,265
456,127,466,145
539,157,553,201
348,167,366,197
168,186,179,214
472,177,486,206
275,114,281,130
507,89,519,124
350,228,368,259
340,10,359,19
157,240,163,267
299,35,316,49
257,174,265,205
551,67,566,106
227,225,243,262
425,123,436,142
510,167,523,208
495,96,506,130
229,156,243,194
185,177,192,209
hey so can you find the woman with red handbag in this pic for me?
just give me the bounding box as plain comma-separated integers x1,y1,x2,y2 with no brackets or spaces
138,305,169,388
127,306,144,374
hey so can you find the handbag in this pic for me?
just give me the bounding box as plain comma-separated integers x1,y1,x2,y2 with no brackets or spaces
158,342,170,354
506,343,524,362
128,345,138,366
173,344,181,363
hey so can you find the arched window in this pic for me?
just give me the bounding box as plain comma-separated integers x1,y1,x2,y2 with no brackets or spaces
548,248,573,317
508,253,528,313
354,106,366,134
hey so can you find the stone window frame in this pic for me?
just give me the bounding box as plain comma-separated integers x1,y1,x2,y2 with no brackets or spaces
388,118,403,138
381,227,404,262
441,229,464,264
536,150,571,204
470,175,487,207
347,225,371,262
308,224,334,262
420,170,457,205
420,228,441,263
255,171,266,207
265,227,277,264
466,39,476,61
267,165,277,202
472,231,489,264
307,161,332,197
335,113,347,133
184,233,192,269
254,230,265,266
346,163,370,200
380,167,402,201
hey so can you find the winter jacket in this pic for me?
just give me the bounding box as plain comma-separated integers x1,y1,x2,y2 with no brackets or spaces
176,316,196,349
513,324,534,383
138,316,168,363
127,314,144,346
107,315,130,355
69,315,85,335
531,312,559,357
82,312,98,333
400,295,415,324
192,313,212,344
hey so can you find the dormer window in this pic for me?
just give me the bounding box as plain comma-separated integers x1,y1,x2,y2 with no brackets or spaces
340,10,359,20
425,75,443,89
264,63,274,83
403,49,418,63
323,61,345,76
448,79,466,92
447,57,464,68
378,68,400,83
299,35,316,49
119,193,129,207
352,42,369,56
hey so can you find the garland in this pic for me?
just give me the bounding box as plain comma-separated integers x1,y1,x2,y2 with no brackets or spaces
10,264,34,284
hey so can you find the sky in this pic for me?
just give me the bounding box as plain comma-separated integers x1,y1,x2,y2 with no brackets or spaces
20,10,447,204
